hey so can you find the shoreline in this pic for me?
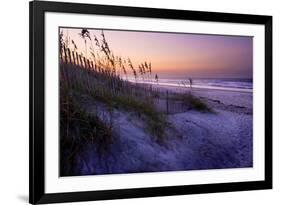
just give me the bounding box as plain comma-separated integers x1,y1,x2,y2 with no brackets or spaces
60,64,253,176
135,81,253,112
69,84,253,176
128,80,253,93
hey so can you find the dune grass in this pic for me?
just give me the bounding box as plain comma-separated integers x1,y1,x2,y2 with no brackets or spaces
59,28,210,146
60,63,167,142
60,61,212,145
60,80,114,176
171,93,212,112
90,85,167,141
59,28,213,176
187,94,212,112
114,94,167,141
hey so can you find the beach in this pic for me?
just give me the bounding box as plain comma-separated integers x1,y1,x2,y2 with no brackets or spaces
66,82,253,175
151,83,252,114
58,27,253,176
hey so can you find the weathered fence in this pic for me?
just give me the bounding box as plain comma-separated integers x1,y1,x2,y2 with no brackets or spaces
139,86,191,115
60,45,95,70
156,91,191,114
60,46,190,115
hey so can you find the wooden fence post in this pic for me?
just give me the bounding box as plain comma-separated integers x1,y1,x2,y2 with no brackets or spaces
72,51,76,65
83,57,87,69
79,55,83,68
87,59,91,69
59,46,63,63
166,90,169,114
91,61,95,70
63,45,68,64
76,52,80,66
67,48,72,64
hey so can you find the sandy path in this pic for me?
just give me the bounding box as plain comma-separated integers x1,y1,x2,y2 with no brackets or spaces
71,92,253,175
168,110,252,169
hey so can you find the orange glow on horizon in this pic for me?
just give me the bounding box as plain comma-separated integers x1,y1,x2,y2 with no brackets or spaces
60,27,252,79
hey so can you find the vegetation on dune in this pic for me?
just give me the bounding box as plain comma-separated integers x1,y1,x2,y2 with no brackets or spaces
90,79,167,140
60,28,211,165
114,94,167,140
188,95,212,112
60,80,113,176
60,64,167,142
177,94,211,112
60,85,113,147
59,28,212,175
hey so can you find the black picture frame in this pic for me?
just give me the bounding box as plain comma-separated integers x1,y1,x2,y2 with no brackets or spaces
29,1,272,204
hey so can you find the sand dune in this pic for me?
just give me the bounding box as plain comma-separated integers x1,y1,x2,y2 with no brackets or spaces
69,85,253,175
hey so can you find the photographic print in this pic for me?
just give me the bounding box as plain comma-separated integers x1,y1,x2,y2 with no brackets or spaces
59,27,253,177
30,1,272,203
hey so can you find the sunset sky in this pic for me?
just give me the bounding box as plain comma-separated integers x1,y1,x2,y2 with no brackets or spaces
60,27,253,79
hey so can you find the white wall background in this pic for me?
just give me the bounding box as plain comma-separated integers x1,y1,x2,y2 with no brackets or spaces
0,0,279,204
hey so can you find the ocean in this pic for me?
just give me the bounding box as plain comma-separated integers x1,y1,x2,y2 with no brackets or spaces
127,77,253,92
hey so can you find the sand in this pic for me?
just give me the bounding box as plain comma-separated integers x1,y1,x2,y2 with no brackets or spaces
148,83,252,111
70,84,253,175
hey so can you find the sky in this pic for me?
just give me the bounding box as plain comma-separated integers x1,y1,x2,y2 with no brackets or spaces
60,27,253,79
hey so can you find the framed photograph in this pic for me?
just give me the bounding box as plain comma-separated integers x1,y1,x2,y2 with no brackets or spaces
29,1,272,204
